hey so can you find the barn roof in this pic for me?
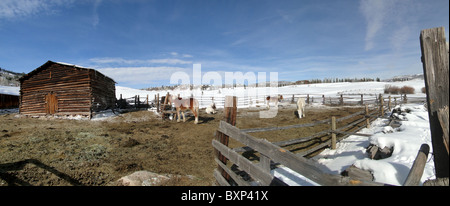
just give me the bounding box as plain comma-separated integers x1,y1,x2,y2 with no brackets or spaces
19,60,116,83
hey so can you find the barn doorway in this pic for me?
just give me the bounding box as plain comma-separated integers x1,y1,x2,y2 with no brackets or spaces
45,92,58,115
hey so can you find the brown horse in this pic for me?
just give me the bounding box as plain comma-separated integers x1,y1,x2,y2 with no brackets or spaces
167,94,199,124
266,94,283,108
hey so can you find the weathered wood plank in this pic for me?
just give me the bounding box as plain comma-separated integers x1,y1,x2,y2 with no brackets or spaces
214,158,252,186
215,96,237,183
218,121,332,185
212,139,287,186
213,169,231,186
420,27,450,177
437,106,449,154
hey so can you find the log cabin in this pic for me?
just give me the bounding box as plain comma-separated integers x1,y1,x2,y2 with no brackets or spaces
19,61,116,118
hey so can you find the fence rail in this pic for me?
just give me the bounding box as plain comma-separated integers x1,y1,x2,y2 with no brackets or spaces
212,95,429,186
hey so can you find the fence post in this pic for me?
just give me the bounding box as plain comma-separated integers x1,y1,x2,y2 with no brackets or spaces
379,94,384,116
322,95,325,105
156,93,160,113
215,96,237,182
307,94,310,104
420,27,449,178
403,144,430,186
388,96,392,111
365,105,370,129
331,116,336,149
360,94,364,105
291,94,295,103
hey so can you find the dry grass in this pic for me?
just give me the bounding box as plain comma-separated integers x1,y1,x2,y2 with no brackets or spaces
1,105,365,186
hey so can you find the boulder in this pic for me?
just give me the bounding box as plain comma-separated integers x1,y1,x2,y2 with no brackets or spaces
366,144,393,160
112,171,170,186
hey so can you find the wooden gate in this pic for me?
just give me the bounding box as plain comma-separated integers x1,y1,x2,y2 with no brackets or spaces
45,92,58,115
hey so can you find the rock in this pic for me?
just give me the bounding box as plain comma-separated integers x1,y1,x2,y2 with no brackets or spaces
113,170,170,186
366,144,393,160
379,146,393,159
367,145,379,159
341,165,374,182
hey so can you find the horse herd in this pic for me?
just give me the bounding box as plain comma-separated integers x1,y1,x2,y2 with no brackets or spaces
166,94,306,124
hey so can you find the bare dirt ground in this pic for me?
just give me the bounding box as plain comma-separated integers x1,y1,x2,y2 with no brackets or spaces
0,104,365,186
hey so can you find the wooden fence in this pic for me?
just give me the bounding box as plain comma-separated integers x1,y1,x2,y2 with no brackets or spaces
118,92,425,111
420,26,449,179
213,96,430,186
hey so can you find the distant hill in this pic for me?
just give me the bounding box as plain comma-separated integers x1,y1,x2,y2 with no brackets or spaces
384,74,424,82
0,67,24,87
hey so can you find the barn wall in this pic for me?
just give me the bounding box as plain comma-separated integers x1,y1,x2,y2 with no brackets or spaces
20,64,92,115
89,70,116,112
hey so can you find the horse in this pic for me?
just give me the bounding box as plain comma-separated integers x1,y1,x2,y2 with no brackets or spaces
297,97,306,119
266,94,283,109
167,94,199,124
205,102,217,114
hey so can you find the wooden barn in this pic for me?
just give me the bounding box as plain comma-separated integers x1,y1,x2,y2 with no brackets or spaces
0,93,19,109
19,61,116,117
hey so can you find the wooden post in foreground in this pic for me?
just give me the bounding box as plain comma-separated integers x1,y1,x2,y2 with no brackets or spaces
420,27,449,178
215,96,237,183
331,116,336,150
403,144,430,186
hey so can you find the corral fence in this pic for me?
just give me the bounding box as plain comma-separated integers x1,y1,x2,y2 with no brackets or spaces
116,92,426,111
212,96,430,186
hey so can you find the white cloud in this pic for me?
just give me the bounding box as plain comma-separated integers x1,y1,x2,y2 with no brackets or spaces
92,0,102,27
359,0,419,53
359,0,394,51
390,26,411,52
0,0,73,19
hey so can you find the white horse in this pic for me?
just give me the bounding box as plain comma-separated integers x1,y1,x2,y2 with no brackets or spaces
297,97,306,119
167,94,199,124
205,102,217,114
266,95,283,109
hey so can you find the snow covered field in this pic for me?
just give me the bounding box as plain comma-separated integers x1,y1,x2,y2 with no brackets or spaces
0,85,19,96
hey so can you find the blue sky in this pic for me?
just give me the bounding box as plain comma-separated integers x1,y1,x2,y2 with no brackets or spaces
0,0,448,89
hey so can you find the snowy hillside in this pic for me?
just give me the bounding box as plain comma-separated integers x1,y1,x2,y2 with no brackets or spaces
0,85,20,96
